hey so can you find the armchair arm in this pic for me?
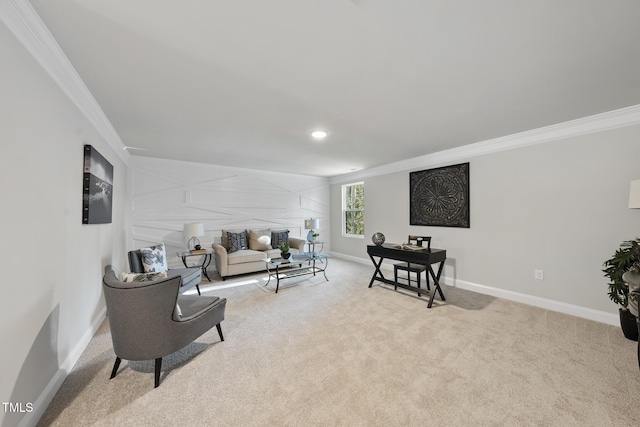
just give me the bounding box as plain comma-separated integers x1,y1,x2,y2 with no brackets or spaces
289,237,306,253
212,243,228,278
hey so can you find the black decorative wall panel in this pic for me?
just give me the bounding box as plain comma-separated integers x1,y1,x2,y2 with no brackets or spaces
410,163,469,228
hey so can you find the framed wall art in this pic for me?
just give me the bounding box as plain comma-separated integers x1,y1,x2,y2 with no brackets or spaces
82,145,113,224
410,162,469,228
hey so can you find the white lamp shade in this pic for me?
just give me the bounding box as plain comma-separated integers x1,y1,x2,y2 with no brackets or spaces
305,218,320,230
630,180,640,209
183,223,205,237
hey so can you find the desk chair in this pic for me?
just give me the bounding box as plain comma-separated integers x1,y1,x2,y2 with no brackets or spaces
394,236,431,296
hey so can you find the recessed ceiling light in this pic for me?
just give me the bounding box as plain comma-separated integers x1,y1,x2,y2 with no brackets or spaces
310,130,328,140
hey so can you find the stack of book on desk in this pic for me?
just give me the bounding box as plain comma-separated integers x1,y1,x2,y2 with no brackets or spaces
402,244,426,251
385,243,426,250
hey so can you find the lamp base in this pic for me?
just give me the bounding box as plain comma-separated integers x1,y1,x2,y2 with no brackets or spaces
306,230,314,242
188,236,201,251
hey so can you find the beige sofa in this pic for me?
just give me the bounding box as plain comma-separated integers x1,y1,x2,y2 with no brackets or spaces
212,228,306,280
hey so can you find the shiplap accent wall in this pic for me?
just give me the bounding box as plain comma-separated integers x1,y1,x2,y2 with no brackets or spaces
131,156,330,273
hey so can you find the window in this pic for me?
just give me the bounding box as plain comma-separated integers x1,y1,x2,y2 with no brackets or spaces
342,182,364,238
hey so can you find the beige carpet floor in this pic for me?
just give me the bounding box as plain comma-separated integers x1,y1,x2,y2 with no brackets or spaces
38,258,640,426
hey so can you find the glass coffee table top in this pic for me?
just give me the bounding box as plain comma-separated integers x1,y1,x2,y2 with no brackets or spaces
265,252,329,293
267,252,328,265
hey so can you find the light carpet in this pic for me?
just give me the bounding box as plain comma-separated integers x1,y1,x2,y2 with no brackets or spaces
37,258,640,426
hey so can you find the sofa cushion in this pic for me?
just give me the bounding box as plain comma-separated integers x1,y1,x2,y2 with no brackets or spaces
221,229,246,251
120,271,168,283
227,231,248,253
271,229,290,249
248,229,272,251
266,248,283,259
228,249,269,265
140,243,168,273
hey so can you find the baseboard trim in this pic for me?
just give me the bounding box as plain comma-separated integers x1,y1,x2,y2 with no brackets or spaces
19,307,107,427
330,251,619,326
442,277,618,326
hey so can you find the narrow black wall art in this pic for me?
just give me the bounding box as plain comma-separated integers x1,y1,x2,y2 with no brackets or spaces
410,162,469,228
82,145,113,224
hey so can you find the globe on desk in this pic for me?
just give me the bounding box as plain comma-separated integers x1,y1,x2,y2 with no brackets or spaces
371,232,385,246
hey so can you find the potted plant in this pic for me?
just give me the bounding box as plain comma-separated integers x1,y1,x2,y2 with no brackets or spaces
603,238,640,341
278,242,291,259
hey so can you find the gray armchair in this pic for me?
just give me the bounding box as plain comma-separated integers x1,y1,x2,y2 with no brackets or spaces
102,266,226,387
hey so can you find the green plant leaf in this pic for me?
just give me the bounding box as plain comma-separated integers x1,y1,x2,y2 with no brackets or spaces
602,238,640,308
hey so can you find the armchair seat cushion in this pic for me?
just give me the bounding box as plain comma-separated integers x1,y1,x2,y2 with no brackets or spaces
166,268,200,285
174,295,222,321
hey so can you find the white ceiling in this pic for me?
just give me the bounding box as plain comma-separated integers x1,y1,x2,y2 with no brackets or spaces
30,0,640,177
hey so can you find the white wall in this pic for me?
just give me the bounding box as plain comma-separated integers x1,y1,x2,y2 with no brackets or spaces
131,156,329,272
0,20,128,427
331,123,640,324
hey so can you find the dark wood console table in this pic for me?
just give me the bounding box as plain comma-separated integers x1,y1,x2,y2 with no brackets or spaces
367,244,446,308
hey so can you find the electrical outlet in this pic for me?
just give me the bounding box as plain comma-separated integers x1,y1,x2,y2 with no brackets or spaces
534,269,544,280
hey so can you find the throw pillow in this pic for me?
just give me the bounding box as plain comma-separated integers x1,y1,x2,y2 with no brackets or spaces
248,229,272,251
227,231,248,253
221,229,245,251
120,271,168,283
271,229,290,249
140,243,168,273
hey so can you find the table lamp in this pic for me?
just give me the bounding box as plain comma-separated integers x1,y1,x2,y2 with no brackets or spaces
305,218,319,242
183,223,205,251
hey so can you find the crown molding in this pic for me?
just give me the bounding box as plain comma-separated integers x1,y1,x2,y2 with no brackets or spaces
330,104,640,184
0,0,130,165
3,0,638,178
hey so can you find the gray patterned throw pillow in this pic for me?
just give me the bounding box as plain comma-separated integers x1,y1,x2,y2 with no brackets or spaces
140,243,168,272
271,229,290,249
227,231,248,253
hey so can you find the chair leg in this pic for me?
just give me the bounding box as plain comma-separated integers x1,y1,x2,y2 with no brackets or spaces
110,357,122,379
416,270,421,297
196,284,201,295
394,267,398,290
154,358,162,388
216,323,224,342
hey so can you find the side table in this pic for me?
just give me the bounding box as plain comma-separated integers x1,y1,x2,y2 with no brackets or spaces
305,241,324,255
178,250,212,282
